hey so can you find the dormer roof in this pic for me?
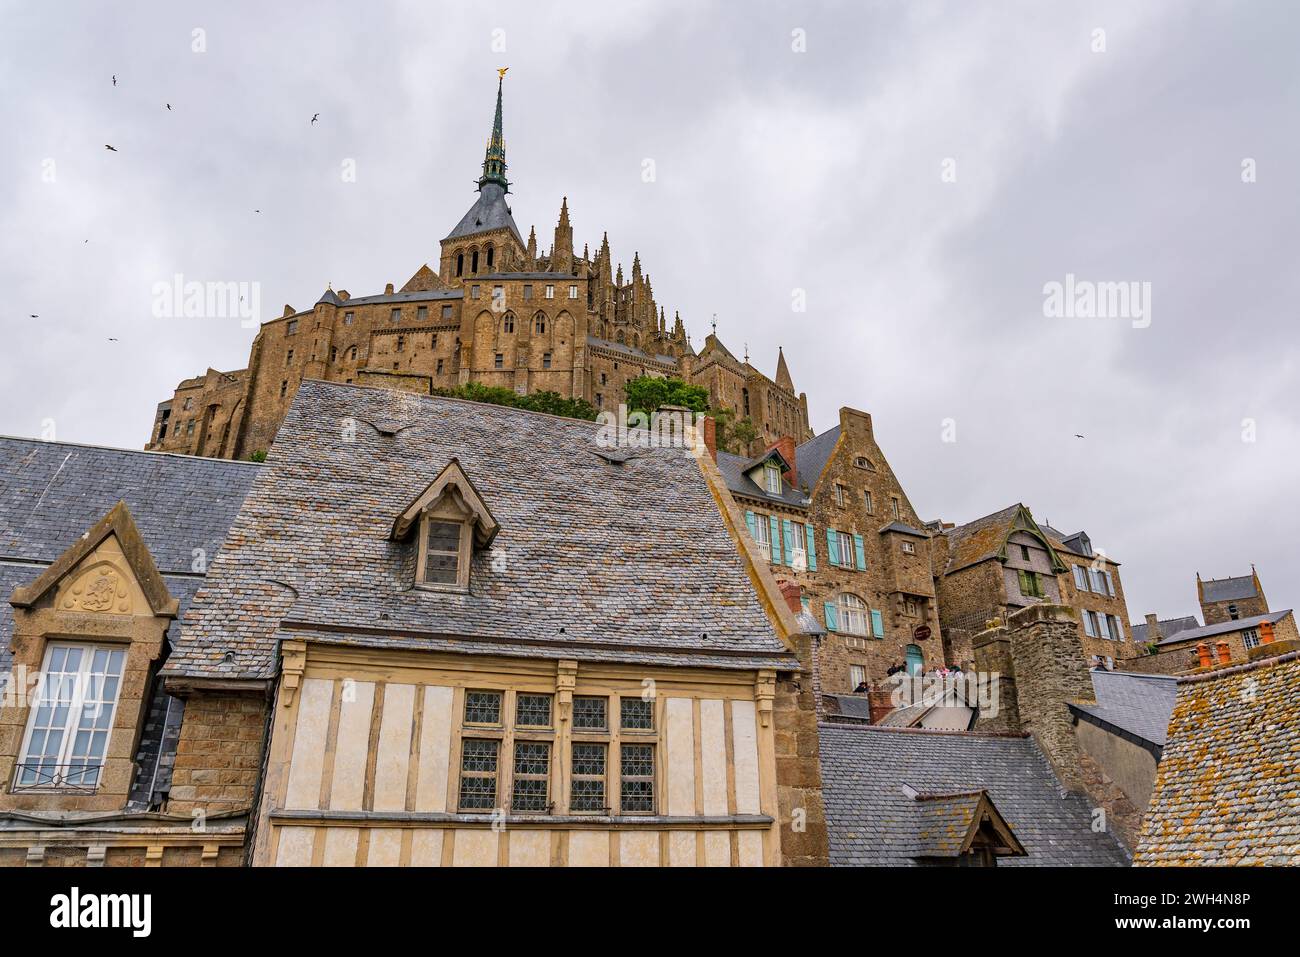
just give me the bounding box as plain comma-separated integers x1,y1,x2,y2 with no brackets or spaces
391,458,500,548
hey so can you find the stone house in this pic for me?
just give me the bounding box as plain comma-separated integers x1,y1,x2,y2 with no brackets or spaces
145,73,807,462
1197,567,1269,625
932,504,1133,670
0,438,260,866
711,406,944,694
157,379,827,867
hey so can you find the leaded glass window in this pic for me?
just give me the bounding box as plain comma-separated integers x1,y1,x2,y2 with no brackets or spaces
570,743,607,812
464,690,502,725
515,693,553,728
620,743,655,813
458,739,499,810
511,741,551,812
572,696,607,731
620,697,653,731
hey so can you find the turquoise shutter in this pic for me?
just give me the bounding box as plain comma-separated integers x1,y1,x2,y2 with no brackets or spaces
870,609,884,638
745,510,757,539
800,596,810,612
823,601,839,632
768,515,781,564
782,519,795,565
804,523,817,571
853,534,867,570
826,528,839,567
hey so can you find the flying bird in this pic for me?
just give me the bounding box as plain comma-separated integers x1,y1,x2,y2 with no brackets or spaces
104,144,117,151
107,337,118,342
311,113,319,125
29,314,38,318
112,74,117,87
1074,434,1085,439
166,103,171,111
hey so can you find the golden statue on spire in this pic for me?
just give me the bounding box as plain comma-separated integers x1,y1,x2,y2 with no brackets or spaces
498,67,508,79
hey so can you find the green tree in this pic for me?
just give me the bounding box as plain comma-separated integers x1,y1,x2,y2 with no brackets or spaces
429,383,598,422
623,376,710,416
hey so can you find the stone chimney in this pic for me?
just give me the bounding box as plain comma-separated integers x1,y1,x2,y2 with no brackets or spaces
1144,613,1162,643
766,436,798,488
868,689,896,724
776,579,802,615
701,414,717,460
973,604,1095,791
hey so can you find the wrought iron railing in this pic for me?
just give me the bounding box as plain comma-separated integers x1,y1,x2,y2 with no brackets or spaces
11,763,102,792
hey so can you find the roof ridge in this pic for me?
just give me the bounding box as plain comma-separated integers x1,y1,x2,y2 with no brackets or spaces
0,434,263,466
818,722,1030,740
1176,647,1300,685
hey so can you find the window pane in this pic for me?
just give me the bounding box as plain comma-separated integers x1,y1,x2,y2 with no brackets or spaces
426,521,460,552
458,739,499,809
464,691,502,724
570,743,607,812
572,696,607,730
515,693,553,727
620,697,653,731
620,744,655,813
511,742,551,812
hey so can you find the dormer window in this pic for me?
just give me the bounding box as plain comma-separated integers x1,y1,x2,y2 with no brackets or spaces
764,464,782,495
421,519,469,587
392,459,500,594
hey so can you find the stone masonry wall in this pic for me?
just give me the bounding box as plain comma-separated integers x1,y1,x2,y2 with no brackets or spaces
167,690,268,814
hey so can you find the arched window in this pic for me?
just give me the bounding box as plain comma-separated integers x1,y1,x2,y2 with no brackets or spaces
502,313,515,333
534,313,546,335
486,245,494,269
455,252,464,277
837,594,869,636
471,250,479,274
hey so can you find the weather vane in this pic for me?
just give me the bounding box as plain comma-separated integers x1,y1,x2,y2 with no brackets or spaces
498,67,509,79
711,313,717,335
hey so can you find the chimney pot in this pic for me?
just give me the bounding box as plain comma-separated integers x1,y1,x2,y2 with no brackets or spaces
1144,613,1162,642
702,415,717,461
1197,643,1213,669
868,689,896,724
1260,620,1276,644
1215,640,1232,666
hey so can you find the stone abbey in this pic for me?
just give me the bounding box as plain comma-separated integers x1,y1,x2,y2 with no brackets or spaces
146,72,811,459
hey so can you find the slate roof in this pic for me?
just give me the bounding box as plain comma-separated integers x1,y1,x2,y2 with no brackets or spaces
940,504,1023,574
337,289,463,307
715,450,810,508
1135,650,1300,865
879,521,928,538
443,182,524,245
586,335,677,365
1154,610,1291,647
1130,615,1200,644
166,380,799,680
794,426,840,494
1201,574,1258,603
1070,670,1178,749
0,437,259,809
819,724,1130,866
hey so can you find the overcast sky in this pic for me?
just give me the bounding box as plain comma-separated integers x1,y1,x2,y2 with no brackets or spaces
2,1,1296,624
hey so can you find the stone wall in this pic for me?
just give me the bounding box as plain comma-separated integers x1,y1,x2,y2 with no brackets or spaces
772,633,829,867
167,690,268,814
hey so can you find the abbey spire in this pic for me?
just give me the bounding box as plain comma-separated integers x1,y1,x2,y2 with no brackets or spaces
479,68,510,192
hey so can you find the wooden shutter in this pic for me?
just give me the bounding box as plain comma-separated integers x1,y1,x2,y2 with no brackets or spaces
826,529,839,567
745,511,757,539
853,534,867,570
823,601,839,632
804,524,817,571
870,609,884,638
782,519,795,565
769,515,782,564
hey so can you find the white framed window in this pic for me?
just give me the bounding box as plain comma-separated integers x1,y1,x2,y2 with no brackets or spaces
1082,611,1098,638
849,665,867,690
1073,565,1089,591
837,593,869,636
1109,615,1124,641
16,642,126,791
1243,628,1260,650
863,490,874,514
904,598,919,616
752,515,771,560
764,464,782,494
891,497,901,519
568,284,578,299
545,284,555,299
901,541,916,554
837,533,854,568
835,484,847,507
